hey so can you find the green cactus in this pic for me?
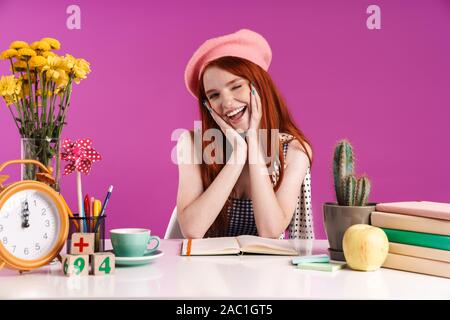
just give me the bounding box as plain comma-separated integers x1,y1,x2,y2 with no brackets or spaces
333,140,371,206
344,174,357,206
333,140,354,205
356,176,371,206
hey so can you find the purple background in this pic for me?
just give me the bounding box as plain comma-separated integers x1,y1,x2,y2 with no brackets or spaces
0,0,449,239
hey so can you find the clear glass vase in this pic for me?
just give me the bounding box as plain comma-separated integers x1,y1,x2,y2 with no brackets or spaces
21,138,61,192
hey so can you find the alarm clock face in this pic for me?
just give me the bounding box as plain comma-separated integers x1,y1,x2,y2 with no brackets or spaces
0,188,61,260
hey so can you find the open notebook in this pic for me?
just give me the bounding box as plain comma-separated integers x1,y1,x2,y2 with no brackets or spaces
180,235,298,256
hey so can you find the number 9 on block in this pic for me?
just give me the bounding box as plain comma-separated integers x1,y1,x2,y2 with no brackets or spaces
62,254,89,276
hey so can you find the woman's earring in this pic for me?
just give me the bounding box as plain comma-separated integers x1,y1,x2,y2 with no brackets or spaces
251,83,256,95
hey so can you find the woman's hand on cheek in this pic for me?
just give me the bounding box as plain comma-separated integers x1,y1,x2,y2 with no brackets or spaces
248,84,262,132
207,102,232,133
206,102,247,163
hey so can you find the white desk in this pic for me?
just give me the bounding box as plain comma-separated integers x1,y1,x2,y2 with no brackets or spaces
0,239,448,299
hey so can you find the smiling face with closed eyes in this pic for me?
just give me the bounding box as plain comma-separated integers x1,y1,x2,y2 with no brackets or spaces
203,66,252,131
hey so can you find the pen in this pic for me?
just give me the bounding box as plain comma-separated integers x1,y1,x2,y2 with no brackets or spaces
93,199,102,218
93,185,113,233
84,194,90,232
90,197,95,230
93,198,102,248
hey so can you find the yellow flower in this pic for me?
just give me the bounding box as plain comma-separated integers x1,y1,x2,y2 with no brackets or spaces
30,41,51,51
46,69,60,81
1,49,18,60
60,54,76,72
40,37,61,50
0,76,21,104
11,60,27,72
41,51,56,58
77,58,91,73
55,69,69,88
57,55,91,83
0,76,20,95
29,56,47,69
18,48,37,59
73,58,91,83
9,41,29,50
44,68,67,84
41,56,64,83
44,55,62,68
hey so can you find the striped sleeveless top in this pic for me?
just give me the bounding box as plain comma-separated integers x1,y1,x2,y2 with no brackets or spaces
221,133,314,239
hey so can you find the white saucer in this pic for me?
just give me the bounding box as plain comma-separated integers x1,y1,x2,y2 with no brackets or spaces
107,250,164,267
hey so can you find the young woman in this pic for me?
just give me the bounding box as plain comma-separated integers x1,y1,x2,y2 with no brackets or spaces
177,29,313,239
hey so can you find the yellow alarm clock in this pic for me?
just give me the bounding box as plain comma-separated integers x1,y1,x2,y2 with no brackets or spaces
0,160,69,272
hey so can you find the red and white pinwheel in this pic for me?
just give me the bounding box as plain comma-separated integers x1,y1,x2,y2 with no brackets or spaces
61,138,102,175
60,138,102,232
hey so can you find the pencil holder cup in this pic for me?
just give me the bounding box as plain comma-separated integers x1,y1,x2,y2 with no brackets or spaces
67,214,107,253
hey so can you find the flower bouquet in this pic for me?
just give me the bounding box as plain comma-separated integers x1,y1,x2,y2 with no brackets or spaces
0,38,91,191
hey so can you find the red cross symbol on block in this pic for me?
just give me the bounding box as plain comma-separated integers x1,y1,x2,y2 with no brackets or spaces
71,233,94,255
74,237,89,253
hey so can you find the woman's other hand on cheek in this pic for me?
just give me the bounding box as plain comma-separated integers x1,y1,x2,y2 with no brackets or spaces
205,101,248,164
248,84,262,132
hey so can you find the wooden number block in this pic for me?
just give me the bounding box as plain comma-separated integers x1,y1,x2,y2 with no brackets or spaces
62,254,89,276
91,252,115,276
70,233,95,255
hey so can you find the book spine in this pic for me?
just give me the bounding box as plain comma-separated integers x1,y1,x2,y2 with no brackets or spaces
371,211,450,236
375,202,450,221
382,228,450,251
382,253,450,278
389,243,450,263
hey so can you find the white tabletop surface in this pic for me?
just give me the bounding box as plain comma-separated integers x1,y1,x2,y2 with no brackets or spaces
0,239,449,299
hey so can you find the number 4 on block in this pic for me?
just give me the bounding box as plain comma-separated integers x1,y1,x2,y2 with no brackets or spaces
91,252,115,275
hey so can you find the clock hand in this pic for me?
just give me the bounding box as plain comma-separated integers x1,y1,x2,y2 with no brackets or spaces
21,199,30,228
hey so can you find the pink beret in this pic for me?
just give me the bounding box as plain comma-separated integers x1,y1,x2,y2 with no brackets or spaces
184,29,272,98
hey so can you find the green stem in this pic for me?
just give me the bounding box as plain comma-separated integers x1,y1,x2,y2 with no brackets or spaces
8,104,22,135
9,58,14,74
25,61,38,131
57,80,73,138
34,70,40,131
56,87,66,124
49,82,57,138
17,98,30,136
40,72,46,125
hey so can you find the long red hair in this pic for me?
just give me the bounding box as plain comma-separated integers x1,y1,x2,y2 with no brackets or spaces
196,56,312,237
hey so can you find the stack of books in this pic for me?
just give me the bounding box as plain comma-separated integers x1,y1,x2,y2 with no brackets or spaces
371,201,450,278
